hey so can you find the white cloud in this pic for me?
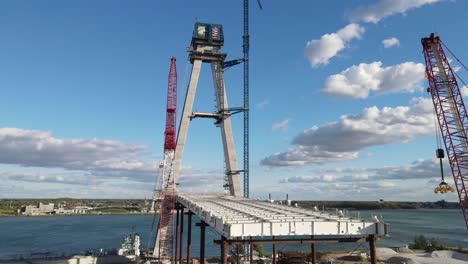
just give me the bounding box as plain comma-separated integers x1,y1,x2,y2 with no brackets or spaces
304,23,365,67
272,119,289,132
460,85,468,97
261,146,357,166
256,99,270,109
273,157,457,201
323,158,446,182
261,98,434,166
0,171,100,185
0,128,151,171
347,0,443,23
0,128,233,197
322,61,425,99
382,37,400,48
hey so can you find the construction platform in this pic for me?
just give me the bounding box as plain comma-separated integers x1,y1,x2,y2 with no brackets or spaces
170,193,388,264
176,193,387,238
165,193,389,264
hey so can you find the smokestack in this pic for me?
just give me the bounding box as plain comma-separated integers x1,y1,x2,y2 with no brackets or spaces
269,193,271,200
286,193,289,200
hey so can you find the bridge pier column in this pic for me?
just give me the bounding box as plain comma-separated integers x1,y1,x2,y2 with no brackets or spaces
175,208,180,263
187,212,192,264
221,237,228,264
272,236,277,264
369,234,377,264
198,221,207,264
249,239,253,264
311,242,316,264
236,244,241,264
179,207,184,263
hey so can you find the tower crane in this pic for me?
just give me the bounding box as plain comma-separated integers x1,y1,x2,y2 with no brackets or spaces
152,57,178,261
422,33,468,229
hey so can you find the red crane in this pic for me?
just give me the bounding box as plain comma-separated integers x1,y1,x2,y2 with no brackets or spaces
422,34,468,229
164,57,177,151
153,57,178,261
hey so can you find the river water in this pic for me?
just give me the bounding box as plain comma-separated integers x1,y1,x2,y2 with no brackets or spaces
0,209,467,259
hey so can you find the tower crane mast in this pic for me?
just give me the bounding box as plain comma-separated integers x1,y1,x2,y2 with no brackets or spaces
422,34,468,229
152,57,178,261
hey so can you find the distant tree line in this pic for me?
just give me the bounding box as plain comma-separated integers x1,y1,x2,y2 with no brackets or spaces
0,198,460,216
295,200,459,210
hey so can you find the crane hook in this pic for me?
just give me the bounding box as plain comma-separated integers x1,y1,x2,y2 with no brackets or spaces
434,149,455,193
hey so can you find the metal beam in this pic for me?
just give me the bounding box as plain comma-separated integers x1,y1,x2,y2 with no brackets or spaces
190,112,221,120
214,237,367,245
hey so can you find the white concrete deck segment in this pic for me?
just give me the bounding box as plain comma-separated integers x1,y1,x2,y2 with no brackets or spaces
177,194,388,239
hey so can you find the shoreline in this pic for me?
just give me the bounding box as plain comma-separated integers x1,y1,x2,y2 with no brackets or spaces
0,207,460,217
0,212,156,217
2,248,468,264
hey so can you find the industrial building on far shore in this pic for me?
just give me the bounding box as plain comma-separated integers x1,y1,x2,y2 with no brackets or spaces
17,202,91,216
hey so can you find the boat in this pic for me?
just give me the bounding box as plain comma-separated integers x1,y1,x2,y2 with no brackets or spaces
118,233,141,257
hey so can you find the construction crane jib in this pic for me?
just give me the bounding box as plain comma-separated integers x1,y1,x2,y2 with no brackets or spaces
152,57,178,261
422,33,468,229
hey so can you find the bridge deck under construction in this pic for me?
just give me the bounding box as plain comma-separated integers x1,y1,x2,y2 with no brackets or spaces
168,193,387,264
176,193,387,238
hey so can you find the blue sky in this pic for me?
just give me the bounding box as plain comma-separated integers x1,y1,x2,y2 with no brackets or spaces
1,0,468,201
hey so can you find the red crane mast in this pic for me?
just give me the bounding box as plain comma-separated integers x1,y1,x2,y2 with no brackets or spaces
164,57,177,151
422,34,468,229
153,57,178,261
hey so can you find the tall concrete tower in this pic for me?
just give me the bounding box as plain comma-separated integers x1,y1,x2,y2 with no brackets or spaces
173,22,242,197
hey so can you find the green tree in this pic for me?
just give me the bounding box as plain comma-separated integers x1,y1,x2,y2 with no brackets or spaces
414,235,429,250
253,244,264,257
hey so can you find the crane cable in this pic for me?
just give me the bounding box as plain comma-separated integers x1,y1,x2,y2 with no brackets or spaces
440,39,468,91
433,107,442,150
181,55,191,98
440,39,468,73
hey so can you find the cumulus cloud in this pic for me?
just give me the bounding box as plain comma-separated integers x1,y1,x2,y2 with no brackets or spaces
281,158,447,184
272,119,289,132
347,0,443,23
254,157,454,200
261,98,434,166
0,128,233,197
305,23,365,67
382,37,400,48
0,128,153,172
0,171,100,185
274,157,455,201
261,146,357,166
322,61,425,99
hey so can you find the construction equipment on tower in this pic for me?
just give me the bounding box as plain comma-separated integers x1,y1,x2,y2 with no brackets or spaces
172,22,242,197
